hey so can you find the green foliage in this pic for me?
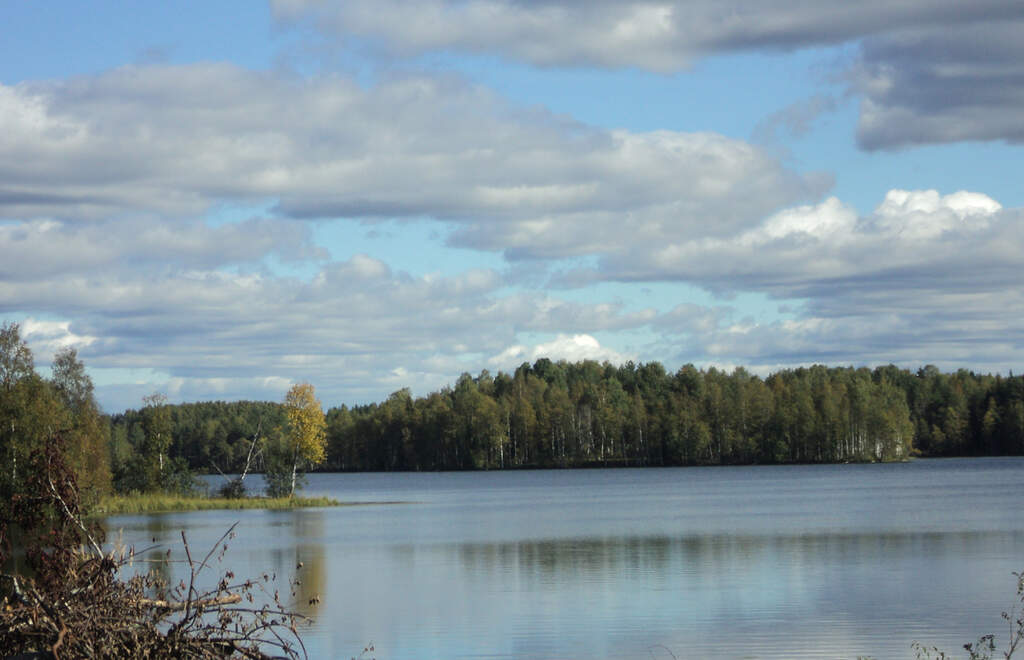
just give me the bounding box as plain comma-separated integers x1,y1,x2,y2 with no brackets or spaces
0,322,34,389
109,399,287,474
140,392,173,489
0,323,112,517
216,476,248,499
320,361,959,471
97,357,1024,476
263,431,304,498
160,455,199,495
112,452,196,496
85,341,1024,477
51,347,112,503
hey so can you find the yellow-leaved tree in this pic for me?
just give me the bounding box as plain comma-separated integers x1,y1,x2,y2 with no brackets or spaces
267,383,327,498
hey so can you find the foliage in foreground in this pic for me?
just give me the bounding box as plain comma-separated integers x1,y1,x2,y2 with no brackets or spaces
1,322,112,522
0,437,310,659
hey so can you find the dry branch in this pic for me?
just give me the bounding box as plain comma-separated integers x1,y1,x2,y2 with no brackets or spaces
1,435,310,659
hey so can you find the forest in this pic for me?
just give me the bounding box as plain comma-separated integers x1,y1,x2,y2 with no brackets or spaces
4,319,1024,507
111,359,1024,475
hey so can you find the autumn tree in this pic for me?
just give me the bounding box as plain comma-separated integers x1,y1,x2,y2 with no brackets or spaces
266,383,326,498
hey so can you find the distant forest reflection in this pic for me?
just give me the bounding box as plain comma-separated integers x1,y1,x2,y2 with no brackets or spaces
450,531,1024,577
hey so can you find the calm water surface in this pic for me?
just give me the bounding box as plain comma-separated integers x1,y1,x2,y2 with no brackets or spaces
104,458,1024,659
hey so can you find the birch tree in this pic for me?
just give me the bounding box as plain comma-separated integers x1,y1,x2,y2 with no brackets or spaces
278,383,326,498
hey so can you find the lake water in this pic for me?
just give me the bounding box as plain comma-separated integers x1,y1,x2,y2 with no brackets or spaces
103,458,1024,659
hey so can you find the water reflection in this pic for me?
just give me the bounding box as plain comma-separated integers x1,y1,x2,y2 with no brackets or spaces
99,509,330,624
92,460,1024,659
263,512,328,618
347,529,1024,659
453,530,1024,579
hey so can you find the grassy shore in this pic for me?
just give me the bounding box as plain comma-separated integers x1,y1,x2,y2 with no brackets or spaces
93,494,342,515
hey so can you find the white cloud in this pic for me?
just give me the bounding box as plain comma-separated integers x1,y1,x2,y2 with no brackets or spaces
593,188,1014,294
0,237,656,410
0,64,822,258
0,216,322,281
272,1,1015,71
756,196,858,242
489,333,634,370
6,182,1022,409
870,189,1001,239
3,36,1022,412
20,318,98,363
273,1,1024,148
613,188,1024,374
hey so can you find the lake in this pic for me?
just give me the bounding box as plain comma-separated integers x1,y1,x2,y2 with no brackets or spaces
103,458,1024,659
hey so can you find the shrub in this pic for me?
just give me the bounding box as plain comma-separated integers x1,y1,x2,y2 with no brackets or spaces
0,435,310,659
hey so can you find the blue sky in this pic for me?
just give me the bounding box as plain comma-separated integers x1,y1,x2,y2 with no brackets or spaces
3,1,1024,412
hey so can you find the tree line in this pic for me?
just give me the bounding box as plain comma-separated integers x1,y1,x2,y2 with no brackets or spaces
113,360,1024,475
5,319,1024,504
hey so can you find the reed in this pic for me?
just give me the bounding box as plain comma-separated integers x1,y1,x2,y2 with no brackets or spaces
93,494,342,515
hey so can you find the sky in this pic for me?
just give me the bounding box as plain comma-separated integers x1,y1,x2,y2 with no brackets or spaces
2,1,1024,413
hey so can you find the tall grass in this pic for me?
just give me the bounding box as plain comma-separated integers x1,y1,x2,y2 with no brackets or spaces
93,494,341,515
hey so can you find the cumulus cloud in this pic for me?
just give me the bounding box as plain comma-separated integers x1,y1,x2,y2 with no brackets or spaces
0,235,656,410
488,333,635,370
4,47,1021,409
0,64,820,257
6,182,1022,408
19,319,99,363
0,58,804,407
587,189,1014,294
667,292,1024,377
609,188,1024,373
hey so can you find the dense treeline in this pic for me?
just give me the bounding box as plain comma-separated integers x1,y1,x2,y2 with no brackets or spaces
320,361,1024,471
110,400,286,481
875,364,1024,456
109,392,327,497
106,360,1024,474
7,315,1024,485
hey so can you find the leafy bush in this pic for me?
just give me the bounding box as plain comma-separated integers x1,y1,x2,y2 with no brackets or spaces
217,476,248,499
